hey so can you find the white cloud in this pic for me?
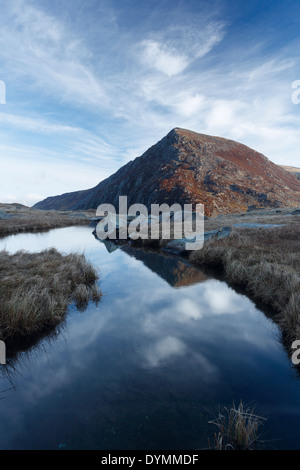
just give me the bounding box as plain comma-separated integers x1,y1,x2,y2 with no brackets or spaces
175,93,205,117
139,21,226,78
174,299,203,322
143,336,186,368
1,194,18,203
168,21,226,59
140,40,190,76
202,281,245,315
194,26,225,58
204,99,245,133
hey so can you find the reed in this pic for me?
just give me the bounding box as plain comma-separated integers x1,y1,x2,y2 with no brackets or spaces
208,401,267,450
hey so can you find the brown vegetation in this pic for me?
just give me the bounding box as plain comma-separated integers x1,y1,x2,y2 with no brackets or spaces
0,248,101,340
202,207,299,231
0,203,94,237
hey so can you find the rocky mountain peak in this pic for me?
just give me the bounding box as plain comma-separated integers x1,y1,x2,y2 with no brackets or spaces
34,129,300,216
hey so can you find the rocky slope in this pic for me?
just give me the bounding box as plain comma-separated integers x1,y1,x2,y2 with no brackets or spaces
33,128,300,216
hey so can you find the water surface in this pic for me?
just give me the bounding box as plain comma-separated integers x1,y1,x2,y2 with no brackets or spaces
0,226,299,450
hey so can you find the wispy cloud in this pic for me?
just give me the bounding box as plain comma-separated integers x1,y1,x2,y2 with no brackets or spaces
138,20,226,77
0,0,107,110
0,112,82,134
0,0,300,204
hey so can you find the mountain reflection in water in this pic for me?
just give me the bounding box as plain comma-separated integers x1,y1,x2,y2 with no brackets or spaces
107,241,209,288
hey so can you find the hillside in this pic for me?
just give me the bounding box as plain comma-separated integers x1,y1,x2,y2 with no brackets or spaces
280,165,300,181
33,128,300,217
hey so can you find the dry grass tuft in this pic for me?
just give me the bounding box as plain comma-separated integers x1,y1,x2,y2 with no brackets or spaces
208,401,267,450
0,248,101,340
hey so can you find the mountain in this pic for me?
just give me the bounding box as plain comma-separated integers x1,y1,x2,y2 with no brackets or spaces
33,128,300,216
280,165,300,181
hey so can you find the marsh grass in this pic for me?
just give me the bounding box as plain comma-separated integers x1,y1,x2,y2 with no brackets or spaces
0,213,91,237
0,248,101,340
0,203,95,237
189,224,300,344
208,401,267,450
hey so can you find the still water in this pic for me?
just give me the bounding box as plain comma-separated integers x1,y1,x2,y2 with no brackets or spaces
0,226,300,450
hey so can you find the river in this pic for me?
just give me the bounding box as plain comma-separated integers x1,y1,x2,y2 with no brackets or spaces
0,225,299,450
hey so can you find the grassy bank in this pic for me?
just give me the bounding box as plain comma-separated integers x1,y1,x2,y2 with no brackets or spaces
0,214,90,237
0,248,101,341
189,224,300,346
0,203,94,237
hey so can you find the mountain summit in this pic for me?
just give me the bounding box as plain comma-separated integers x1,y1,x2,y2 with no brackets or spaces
33,128,300,216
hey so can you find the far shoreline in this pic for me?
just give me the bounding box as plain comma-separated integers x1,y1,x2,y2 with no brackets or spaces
0,203,95,238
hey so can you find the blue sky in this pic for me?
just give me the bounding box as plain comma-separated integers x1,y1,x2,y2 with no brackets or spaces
0,0,300,206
